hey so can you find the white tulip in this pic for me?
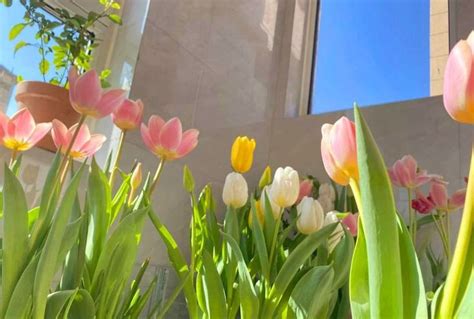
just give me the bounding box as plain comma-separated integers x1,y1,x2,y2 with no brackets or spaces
296,197,325,234
319,183,336,201
261,186,281,219
324,211,344,252
270,167,300,207
222,172,248,208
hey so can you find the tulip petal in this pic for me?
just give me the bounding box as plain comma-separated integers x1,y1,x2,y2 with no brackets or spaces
159,117,183,150
68,67,79,100
321,136,350,185
70,123,91,151
94,89,126,118
329,117,358,177
450,188,466,209
148,115,166,145
27,122,52,147
51,119,69,149
72,69,102,109
176,129,199,158
10,108,35,139
141,124,156,154
430,182,448,209
79,134,106,157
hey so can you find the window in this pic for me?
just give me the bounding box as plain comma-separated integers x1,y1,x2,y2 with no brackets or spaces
309,0,448,115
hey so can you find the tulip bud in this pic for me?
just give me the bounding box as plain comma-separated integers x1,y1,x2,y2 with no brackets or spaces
261,186,281,219
249,200,265,226
222,172,248,208
231,136,256,173
342,213,358,236
319,183,336,201
321,117,358,185
258,165,272,189
269,167,300,208
131,163,143,190
183,165,195,193
443,31,474,124
297,179,313,203
296,197,325,235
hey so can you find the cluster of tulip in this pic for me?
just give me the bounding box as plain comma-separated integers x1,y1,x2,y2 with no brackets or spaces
0,67,200,318
152,135,358,318
319,32,474,319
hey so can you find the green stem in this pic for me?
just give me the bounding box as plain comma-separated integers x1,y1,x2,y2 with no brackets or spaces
439,145,474,318
108,130,126,187
446,210,452,265
432,213,450,262
408,189,416,242
149,159,166,196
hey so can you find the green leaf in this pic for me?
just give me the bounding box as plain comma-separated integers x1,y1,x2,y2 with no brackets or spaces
262,223,337,317
2,165,29,317
39,59,50,75
111,2,121,9
13,40,28,55
287,266,335,319
329,228,354,290
222,233,260,319
201,251,227,318
9,23,25,40
32,165,85,319
353,105,404,318
250,199,269,281
85,159,111,276
4,254,39,318
108,14,122,25
397,212,428,318
45,289,78,318
349,221,370,318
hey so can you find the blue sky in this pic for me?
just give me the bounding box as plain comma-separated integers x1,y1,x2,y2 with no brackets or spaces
311,0,430,114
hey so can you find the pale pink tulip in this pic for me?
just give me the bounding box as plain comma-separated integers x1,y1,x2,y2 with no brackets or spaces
297,179,313,202
51,120,106,159
342,213,358,236
430,182,466,211
68,67,126,119
0,108,51,152
388,155,443,189
443,31,474,124
321,117,358,185
112,98,144,131
141,115,199,160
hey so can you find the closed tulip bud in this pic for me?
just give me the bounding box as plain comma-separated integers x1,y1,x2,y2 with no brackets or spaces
222,172,248,208
231,136,256,173
270,167,300,208
131,163,142,190
296,197,325,234
249,200,265,226
258,165,272,189
321,117,358,185
261,185,281,219
112,98,144,131
443,31,474,124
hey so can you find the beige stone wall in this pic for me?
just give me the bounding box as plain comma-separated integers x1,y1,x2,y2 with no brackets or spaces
430,0,449,95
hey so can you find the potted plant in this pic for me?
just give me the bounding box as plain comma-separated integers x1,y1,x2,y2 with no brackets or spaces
4,0,122,150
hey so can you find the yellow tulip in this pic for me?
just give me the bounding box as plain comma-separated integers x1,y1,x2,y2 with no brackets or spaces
231,136,256,173
249,200,265,226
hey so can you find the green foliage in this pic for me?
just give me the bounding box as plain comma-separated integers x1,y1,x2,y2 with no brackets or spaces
6,0,123,86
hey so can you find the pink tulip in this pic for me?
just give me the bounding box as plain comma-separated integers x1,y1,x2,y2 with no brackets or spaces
141,115,199,160
0,108,51,152
321,117,358,185
112,98,144,131
68,67,126,119
342,213,358,236
443,31,474,124
297,179,313,202
430,182,466,211
412,190,435,214
388,155,443,189
51,120,106,159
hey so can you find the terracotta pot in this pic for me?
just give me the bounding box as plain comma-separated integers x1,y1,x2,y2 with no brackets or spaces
15,81,80,152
